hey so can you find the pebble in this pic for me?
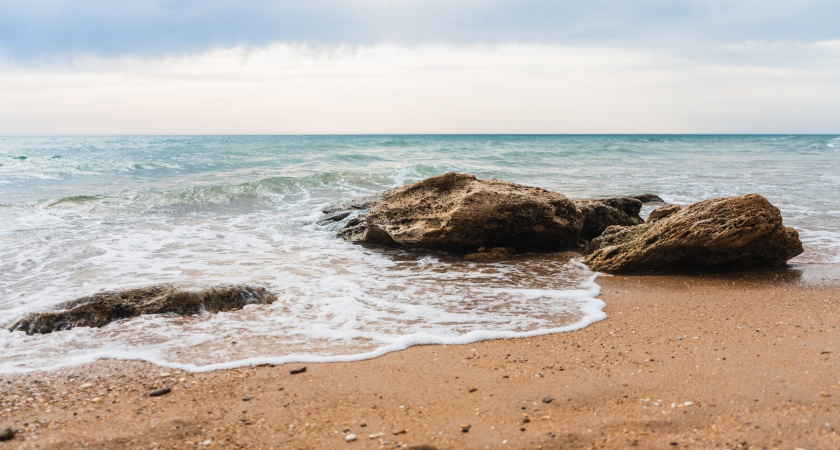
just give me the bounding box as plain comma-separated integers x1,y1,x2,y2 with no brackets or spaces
368,432,383,439
91,397,102,403
542,396,554,404
0,428,14,441
393,429,407,435
80,383,93,388
407,445,438,450
460,424,471,433
683,401,694,407
242,396,254,401
149,387,171,397
290,366,307,375
345,434,357,442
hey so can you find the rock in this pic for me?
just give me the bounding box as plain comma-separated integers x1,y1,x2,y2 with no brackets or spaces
542,396,554,404
583,194,803,273
322,190,394,215
242,396,254,401
460,424,471,433
628,193,665,204
345,434,357,442
572,197,644,242
0,428,13,441
647,204,681,223
149,387,171,397
9,284,277,335
290,366,307,375
316,211,352,225
339,173,583,253
408,445,438,450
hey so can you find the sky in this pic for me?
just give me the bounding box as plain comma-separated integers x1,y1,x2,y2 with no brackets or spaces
1,0,839,134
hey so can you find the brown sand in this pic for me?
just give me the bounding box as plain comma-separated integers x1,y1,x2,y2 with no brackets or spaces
2,267,839,449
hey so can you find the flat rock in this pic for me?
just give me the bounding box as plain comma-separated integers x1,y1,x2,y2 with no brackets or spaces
573,197,644,243
339,173,583,253
583,194,803,272
10,283,277,335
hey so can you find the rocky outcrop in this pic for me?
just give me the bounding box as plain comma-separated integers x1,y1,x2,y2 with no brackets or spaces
583,194,803,272
10,284,277,335
573,197,644,243
339,172,584,252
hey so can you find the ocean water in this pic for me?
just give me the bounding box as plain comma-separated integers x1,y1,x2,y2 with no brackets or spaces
1,135,838,373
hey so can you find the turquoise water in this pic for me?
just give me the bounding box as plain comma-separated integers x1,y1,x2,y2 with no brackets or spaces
1,135,838,372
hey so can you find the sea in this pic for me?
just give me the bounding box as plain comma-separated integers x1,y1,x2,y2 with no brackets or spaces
1,135,839,374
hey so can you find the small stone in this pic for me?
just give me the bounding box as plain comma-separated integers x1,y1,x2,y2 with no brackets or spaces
468,388,478,393
343,428,351,433
670,442,678,446
407,445,438,450
242,396,254,401
80,383,93,388
149,387,171,397
460,424,471,433
360,423,366,427
345,434,357,442
290,366,307,375
683,401,693,407
522,417,531,423
820,391,831,397
393,429,407,435
0,428,14,441
542,396,553,404
201,439,212,446
368,432,383,439
91,397,101,403
159,372,171,377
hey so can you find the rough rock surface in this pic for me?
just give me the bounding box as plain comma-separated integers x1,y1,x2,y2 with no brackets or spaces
583,194,803,273
10,284,278,335
339,172,584,252
573,197,644,243
647,204,682,223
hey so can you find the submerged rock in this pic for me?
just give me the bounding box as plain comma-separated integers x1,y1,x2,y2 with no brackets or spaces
339,172,584,253
583,194,803,272
321,190,394,216
572,197,644,243
628,193,665,204
9,283,277,335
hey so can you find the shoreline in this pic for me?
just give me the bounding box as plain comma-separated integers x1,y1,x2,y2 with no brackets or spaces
2,266,840,448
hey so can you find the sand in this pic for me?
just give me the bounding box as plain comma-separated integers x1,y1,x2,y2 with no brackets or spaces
2,266,839,449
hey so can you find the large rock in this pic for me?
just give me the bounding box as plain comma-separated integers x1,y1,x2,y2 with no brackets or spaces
339,172,584,252
10,284,277,335
573,197,644,243
583,194,803,272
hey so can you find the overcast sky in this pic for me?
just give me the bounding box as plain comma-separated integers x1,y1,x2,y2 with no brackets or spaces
1,0,839,134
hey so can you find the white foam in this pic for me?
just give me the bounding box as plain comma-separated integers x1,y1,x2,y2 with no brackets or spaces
0,190,607,373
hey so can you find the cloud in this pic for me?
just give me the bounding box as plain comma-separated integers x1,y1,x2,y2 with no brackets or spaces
1,0,839,59
2,43,838,134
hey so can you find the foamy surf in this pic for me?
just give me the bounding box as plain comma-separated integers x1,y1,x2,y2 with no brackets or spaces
1,134,839,374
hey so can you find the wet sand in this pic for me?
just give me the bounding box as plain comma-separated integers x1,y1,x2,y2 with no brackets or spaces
2,266,840,449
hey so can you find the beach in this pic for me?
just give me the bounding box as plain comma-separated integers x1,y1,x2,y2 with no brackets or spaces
4,266,839,449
